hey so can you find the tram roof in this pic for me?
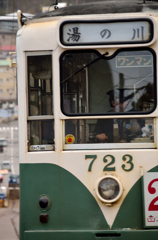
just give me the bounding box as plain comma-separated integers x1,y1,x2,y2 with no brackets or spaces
32,1,158,19
20,1,158,27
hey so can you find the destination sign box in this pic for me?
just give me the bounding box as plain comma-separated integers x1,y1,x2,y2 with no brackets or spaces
60,20,153,45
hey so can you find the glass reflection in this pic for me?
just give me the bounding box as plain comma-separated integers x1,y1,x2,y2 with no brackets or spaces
61,50,155,115
28,55,53,116
29,120,54,146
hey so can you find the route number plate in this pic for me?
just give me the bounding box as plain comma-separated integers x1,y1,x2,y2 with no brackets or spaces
144,172,158,227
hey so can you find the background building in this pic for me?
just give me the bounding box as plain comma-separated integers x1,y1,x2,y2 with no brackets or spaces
0,13,17,112
0,59,16,109
0,12,33,116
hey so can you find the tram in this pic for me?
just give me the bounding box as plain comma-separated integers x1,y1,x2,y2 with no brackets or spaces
16,1,158,240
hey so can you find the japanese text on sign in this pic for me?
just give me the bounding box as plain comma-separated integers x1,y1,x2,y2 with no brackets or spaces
116,55,153,68
61,20,152,45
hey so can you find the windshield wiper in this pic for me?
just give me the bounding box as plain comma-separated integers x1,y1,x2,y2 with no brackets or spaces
61,52,108,84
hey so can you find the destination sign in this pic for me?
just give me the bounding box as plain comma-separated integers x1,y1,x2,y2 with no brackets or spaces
60,20,152,45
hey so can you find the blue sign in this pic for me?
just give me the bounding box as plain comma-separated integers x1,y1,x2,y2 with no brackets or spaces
0,194,5,199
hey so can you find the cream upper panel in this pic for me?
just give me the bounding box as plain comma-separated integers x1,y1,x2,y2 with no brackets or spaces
16,20,59,51
16,13,158,51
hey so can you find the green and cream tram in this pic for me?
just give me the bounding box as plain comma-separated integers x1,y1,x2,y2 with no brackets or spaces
16,1,158,240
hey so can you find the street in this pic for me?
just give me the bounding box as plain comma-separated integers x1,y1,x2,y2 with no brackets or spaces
0,120,19,183
0,119,19,240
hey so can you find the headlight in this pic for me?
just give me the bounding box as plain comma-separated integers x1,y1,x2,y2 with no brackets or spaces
95,175,123,204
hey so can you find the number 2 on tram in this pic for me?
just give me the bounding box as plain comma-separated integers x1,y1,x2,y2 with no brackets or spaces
16,1,158,240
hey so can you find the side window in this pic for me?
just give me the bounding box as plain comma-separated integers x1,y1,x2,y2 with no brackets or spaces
64,118,154,145
27,54,54,151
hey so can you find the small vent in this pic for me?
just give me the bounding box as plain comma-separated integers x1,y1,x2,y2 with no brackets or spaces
96,233,121,238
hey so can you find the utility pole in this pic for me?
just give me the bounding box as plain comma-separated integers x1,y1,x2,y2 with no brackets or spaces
6,0,9,14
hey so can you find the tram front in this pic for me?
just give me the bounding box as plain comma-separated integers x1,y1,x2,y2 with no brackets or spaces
17,2,158,240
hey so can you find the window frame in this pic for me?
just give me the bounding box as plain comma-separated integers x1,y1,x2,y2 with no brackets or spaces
26,51,54,151
63,117,156,150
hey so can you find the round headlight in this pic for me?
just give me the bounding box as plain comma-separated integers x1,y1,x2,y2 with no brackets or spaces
95,175,123,203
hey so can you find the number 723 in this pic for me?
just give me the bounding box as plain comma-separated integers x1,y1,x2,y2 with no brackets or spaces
85,154,134,172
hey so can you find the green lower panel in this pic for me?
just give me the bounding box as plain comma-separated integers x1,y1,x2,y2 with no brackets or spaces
24,230,158,240
20,164,108,240
21,164,158,240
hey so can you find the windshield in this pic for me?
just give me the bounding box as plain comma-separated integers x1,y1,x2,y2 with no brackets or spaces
60,49,155,115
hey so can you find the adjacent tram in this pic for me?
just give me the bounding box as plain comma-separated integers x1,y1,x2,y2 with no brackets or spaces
16,1,158,240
